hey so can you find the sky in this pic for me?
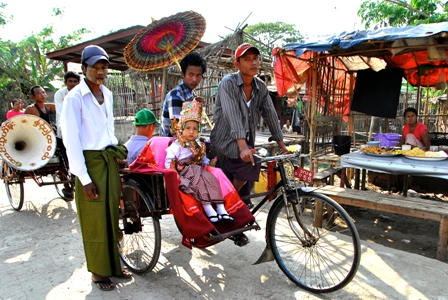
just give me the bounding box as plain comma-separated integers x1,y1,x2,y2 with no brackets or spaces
0,0,363,44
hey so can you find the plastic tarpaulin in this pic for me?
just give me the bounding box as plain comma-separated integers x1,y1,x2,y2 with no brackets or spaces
273,48,353,120
278,22,448,87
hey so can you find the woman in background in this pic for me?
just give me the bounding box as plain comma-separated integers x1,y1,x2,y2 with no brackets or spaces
396,107,430,150
282,119,293,134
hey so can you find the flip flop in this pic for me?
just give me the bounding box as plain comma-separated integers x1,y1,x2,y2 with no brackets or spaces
114,268,132,279
92,278,115,291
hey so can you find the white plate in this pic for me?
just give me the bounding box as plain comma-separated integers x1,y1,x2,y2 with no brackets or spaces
364,152,401,157
403,155,447,161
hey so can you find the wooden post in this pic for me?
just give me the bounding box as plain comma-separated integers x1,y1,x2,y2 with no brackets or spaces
314,199,324,228
348,72,355,139
424,77,430,126
361,169,367,190
437,216,448,261
309,53,318,173
416,76,421,114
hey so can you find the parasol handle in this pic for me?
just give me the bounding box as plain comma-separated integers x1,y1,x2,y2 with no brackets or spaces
166,47,182,73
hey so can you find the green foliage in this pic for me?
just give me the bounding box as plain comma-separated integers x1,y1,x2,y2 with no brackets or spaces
244,22,303,57
0,25,88,96
358,1,448,97
358,0,448,29
0,2,12,27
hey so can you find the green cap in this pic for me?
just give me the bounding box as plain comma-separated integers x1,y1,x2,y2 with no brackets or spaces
133,109,160,126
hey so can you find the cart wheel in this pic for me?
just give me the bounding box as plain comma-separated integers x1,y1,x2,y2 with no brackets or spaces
267,191,361,293
53,170,75,201
118,178,161,274
2,161,24,211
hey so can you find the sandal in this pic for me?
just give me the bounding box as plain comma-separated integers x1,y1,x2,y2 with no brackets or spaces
92,277,115,291
230,233,250,247
62,188,74,201
207,215,221,223
219,213,234,222
244,200,254,209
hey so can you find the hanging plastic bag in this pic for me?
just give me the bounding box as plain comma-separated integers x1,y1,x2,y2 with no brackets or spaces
435,71,446,90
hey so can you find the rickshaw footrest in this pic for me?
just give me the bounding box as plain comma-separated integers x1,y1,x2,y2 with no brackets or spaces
207,224,260,242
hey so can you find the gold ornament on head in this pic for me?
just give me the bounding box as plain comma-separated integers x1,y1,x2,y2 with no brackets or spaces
180,99,203,129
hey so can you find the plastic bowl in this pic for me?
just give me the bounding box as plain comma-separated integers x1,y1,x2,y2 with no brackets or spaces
367,141,380,147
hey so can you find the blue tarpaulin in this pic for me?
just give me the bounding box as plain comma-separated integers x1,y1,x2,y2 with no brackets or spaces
283,22,448,59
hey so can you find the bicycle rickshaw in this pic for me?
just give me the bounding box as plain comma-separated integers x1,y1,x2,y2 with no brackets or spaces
118,137,361,293
0,115,75,211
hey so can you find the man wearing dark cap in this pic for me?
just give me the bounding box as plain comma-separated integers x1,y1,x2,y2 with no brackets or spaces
123,109,160,165
61,45,131,291
211,43,288,212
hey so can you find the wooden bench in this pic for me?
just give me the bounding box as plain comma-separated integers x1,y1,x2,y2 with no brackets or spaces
317,185,448,262
313,167,339,186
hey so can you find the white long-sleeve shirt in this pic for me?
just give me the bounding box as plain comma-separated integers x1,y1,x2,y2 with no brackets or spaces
54,87,68,139
61,79,117,185
165,140,209,169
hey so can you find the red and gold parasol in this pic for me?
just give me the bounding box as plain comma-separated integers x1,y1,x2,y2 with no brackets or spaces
124,11,206,71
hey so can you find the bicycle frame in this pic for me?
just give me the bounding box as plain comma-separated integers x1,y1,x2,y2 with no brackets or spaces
250,151,319,263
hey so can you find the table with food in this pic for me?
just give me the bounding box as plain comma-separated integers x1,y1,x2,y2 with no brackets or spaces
339,146,448,195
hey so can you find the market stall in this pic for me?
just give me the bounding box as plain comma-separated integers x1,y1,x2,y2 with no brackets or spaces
273,22,448,171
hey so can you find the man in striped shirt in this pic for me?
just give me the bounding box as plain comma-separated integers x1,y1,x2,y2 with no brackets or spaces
160,51,207,136
210,43,289,206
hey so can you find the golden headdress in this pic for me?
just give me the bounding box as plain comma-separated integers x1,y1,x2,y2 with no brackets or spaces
171,99,203,135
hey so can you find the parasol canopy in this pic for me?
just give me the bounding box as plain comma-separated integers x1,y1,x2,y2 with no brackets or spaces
124,11,206,71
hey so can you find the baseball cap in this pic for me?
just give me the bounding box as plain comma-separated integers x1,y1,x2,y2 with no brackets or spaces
234,43,260,62
81,45,110,66
133,109,161,126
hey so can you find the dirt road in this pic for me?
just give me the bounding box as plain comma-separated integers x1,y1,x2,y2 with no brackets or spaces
0,178,447,300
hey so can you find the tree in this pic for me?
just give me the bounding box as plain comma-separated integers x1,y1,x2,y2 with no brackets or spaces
0,2,11,27
358,0,448,29
0,7,90,121
243,22,303,57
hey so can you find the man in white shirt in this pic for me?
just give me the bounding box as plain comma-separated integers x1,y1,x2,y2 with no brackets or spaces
55,71,80,139
54,71,80,199
61,45,130,291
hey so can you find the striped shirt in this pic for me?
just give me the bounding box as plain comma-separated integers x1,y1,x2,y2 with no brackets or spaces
160,81,195,136
210,72,283,159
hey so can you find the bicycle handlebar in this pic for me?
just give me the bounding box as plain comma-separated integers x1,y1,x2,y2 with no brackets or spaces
254,151,301,164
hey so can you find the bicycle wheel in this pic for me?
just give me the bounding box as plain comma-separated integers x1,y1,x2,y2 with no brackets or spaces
118,178,161,274
267,191,361,293
2,161,24,211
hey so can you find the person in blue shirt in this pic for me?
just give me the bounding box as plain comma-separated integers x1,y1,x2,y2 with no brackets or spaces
160,51,206,136
123,109,159,166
